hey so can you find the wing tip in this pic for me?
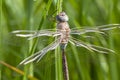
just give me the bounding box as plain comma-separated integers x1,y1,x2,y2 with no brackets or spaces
11,30,20,33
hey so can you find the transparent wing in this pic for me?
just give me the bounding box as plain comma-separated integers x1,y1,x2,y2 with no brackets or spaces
12,30,37,37
69,37,115,53
19,37,61,65
12,29,61,40
71,24,120,35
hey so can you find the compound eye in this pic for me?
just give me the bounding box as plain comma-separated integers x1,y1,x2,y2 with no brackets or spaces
60,12,66,16
60,13,64,16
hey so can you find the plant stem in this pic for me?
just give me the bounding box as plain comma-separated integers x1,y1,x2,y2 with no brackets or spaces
55,0,63,80
62,49,69,80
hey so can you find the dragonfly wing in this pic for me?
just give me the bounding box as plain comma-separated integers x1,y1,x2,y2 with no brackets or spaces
12,30,37,33
71,24,120,35
15,34,34,37
35,37,61,62
28,31,61,40
69,37,115,53
12,30,37,37
19,38,61,65
70,28,105,35
95,24,120,31
87,44,115,53
69,37,93,52
12,29,61,39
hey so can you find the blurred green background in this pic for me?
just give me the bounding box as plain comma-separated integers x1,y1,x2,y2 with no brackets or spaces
0,0,120,80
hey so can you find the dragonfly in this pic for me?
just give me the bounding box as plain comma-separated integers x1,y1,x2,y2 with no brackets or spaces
12,12,120,65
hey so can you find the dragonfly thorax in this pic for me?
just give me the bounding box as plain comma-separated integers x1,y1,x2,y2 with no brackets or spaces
57,28,70,44
56,12,71,45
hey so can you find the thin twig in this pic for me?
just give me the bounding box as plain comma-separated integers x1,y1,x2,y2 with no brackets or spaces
0,61,38,80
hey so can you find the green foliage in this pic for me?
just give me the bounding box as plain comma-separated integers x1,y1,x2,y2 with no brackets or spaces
1,0,120,80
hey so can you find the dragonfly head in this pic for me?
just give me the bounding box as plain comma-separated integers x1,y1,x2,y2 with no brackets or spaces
56,12,69,22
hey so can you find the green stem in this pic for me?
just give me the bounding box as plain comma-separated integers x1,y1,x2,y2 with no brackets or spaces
55,47,62,80
23,0,34,80
56,0,63,13
55,0,64,80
